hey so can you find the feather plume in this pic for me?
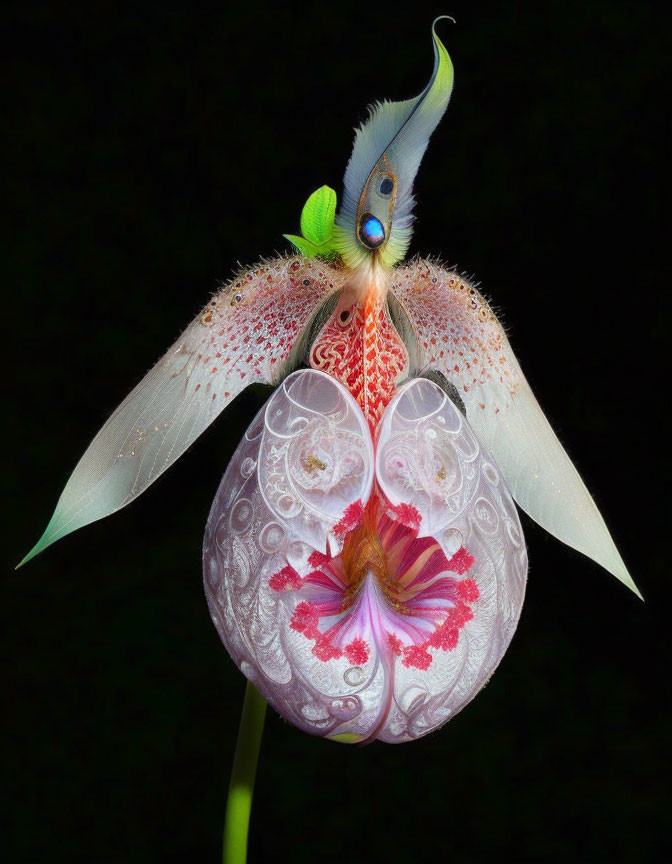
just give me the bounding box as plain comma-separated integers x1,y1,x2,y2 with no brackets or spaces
334,18,454,268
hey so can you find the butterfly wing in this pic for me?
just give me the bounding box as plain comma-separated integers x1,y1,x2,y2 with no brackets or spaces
21,257,342,564
389,259,640,596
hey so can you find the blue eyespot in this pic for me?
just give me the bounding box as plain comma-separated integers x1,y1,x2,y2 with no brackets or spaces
358,214,385,249
379,177,394,197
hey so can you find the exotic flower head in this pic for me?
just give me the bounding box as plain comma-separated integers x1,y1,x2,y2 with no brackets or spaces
21,19,638,745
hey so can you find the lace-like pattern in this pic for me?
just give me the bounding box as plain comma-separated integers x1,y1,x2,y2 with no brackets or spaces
310,291,408,430
203,371,526,743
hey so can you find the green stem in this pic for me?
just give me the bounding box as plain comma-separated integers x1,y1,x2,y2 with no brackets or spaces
223,680,267,864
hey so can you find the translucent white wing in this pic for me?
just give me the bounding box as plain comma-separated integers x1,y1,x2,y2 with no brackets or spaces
390,259,640,596
21,257,343,564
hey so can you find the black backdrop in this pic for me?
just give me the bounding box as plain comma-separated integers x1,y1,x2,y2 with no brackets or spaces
4,2,667,862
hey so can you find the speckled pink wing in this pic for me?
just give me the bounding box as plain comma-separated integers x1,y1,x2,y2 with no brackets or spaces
22,257,343,563
390,259,638,594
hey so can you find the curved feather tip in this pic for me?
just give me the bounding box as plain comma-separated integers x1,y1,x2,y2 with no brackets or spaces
334,16,455,268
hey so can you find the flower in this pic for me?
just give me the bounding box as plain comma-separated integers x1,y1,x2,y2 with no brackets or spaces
22,21,638,751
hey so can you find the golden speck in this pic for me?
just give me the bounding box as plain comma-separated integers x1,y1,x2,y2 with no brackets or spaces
305,454,327,473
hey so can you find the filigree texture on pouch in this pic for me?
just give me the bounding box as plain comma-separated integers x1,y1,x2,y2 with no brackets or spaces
204,371,527,742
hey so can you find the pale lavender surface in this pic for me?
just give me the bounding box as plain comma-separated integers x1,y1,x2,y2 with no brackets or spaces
203,371,527,743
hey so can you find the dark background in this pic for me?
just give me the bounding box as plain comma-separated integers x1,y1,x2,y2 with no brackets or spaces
4,1,668,861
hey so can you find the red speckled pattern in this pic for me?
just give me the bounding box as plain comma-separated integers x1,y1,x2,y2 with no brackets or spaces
309,289,409,431
195,257,342,393
390,259,520,418
105,255,347,477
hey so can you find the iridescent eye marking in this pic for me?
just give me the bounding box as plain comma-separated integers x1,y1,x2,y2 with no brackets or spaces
379,176,394,197
358,213,385,249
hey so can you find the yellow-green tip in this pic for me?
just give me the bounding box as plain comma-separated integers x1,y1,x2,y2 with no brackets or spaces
16,518,59,568
328,732,362,744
